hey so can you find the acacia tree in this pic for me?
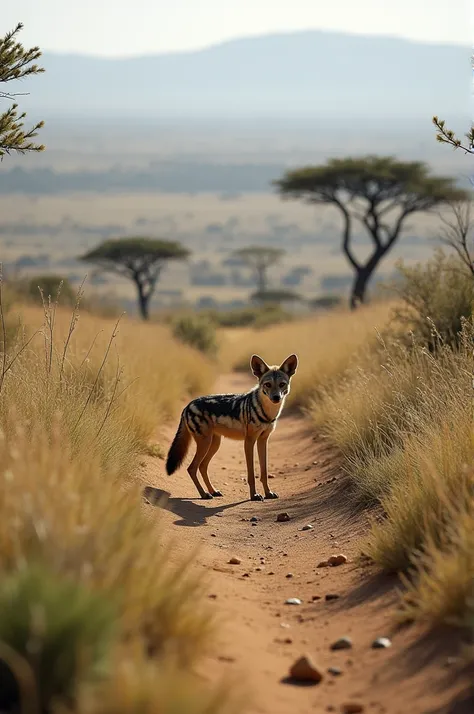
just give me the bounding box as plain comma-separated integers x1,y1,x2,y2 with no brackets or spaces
80,238,190,320
275,156,466,309
1,23,45,157
234,246,284,296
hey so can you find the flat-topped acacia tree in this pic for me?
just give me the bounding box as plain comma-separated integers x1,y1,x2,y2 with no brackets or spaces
274,156,467,309
80,237,190,320
234,246,285,295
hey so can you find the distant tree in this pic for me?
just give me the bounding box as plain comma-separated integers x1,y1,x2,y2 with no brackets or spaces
250,289,302,305
275,156,466,309
233,246,284,296
80,238,189,320
0,23,45,158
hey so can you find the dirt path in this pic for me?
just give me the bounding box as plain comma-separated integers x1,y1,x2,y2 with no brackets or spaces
139,373,472,714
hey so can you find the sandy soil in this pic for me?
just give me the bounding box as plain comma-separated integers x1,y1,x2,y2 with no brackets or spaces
137,372,473,714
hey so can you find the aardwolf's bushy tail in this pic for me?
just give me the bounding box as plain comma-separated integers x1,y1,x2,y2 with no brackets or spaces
166,412,191,475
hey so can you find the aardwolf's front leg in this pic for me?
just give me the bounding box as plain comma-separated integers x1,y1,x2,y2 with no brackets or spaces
244,434,262,501
257,433,278,499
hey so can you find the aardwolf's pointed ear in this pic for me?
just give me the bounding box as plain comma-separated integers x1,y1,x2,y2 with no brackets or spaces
250,354,270,379
279,354,298,378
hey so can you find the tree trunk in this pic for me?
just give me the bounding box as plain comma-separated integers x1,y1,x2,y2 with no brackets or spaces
136,282,150,320
350,268,370,310
349,250,384,310
256,266,267,295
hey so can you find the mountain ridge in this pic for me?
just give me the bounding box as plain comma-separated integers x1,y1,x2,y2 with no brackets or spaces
14,29,472,120
40,28,471,60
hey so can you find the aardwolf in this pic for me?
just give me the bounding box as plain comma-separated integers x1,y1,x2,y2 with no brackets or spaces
166,354,298,501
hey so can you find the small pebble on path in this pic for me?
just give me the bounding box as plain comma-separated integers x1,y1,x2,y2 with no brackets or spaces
330,637,352,651
289,655,323,684
371,637,392,649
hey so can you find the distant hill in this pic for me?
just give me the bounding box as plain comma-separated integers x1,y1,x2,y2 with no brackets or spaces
16,30,472,121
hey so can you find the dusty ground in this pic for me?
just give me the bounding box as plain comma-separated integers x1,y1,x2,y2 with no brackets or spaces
138,373,473,714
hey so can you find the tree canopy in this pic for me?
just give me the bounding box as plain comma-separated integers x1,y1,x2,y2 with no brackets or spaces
0,23,45,158
234,246,284,296
80,237,190,320
250,288,302,304
275,156,467,308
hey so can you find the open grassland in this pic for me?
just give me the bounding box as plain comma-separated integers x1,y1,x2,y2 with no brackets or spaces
0,191,438,307
224,300,396,410
15,298,214,446
0,287,236,713
2,240,473,709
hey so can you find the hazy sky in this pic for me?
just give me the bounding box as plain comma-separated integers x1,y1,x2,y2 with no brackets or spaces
4,0,473,56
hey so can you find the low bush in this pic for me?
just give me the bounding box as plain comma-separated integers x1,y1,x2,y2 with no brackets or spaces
388,251,474,350
172,314,219,357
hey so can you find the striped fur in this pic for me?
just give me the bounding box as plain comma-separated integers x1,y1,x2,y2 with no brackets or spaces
165,353,298,501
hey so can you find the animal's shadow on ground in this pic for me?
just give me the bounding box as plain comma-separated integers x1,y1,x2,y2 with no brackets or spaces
142,486,246,526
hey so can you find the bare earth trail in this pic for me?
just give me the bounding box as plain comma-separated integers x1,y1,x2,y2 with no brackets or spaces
138,373,472,714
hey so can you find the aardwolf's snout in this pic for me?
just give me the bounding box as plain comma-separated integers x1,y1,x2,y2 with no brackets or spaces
271,394,281,404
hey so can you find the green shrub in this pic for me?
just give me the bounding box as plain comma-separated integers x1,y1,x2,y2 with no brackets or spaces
249,289,302,304
209,305,291,328
250,304,293,329
28,275,76,306
0,565,116,711
172,315,218,357
388,251,474,350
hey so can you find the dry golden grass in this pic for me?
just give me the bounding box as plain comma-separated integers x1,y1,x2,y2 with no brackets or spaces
355,331,474,631
365,372,472,571
0,287,234,712
310,335,469,501
16,299,214,448
303,302,474,631
224,301,395,409
240,270,474,635
400,493,474,629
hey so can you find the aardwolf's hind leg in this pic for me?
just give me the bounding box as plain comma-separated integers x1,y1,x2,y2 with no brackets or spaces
199,434,223,496
187,433,213,499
